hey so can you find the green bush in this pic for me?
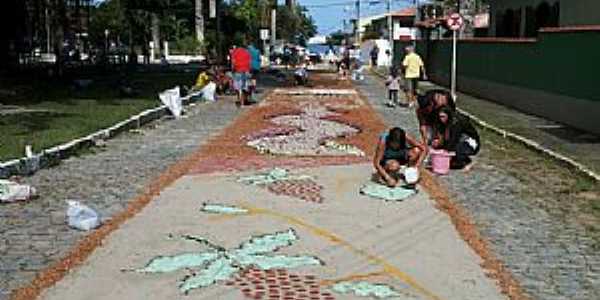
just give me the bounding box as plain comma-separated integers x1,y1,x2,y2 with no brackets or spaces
172,36,202,55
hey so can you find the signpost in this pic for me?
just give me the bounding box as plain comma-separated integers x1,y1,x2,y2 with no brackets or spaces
446,13,464,101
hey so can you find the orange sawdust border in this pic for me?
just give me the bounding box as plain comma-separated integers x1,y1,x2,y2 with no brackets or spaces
419,171,530,300
10,77,386,300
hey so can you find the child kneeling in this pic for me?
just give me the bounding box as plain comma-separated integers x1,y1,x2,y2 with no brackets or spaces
374,127,426,187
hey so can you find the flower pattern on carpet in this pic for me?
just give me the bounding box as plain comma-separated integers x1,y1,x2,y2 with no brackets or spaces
246,104,363,157
226,267,336,300
266,179,324,203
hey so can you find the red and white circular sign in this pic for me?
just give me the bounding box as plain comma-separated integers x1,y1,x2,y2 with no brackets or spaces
447,13,464,31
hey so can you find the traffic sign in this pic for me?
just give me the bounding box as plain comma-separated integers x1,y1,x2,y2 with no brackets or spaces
447,13,464,31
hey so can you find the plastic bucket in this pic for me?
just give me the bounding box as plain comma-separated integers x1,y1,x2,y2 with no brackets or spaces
404,167,419,184
430,149,454,175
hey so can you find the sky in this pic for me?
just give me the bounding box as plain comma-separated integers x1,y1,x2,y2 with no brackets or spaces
95,0,414,35
299,0,414,35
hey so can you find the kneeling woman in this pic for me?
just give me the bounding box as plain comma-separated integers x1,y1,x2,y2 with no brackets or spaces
374,127,426,187
434,106,480,170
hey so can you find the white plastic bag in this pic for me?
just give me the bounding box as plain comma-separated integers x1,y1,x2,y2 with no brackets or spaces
159,86,183,117
201,82,217,102
66,200,101,231
0,180,37,203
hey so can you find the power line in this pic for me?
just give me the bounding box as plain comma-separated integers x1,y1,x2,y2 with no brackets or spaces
303,0,414,9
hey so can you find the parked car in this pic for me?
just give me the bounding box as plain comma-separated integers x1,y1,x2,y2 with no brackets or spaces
307,44,330,63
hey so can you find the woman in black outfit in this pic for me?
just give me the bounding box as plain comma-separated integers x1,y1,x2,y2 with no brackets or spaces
433,106,480,170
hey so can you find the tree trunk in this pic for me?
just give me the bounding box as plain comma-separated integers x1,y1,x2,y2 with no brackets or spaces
195,0,204,44
53,0,67,76
151,13,160,59
128,21,137,65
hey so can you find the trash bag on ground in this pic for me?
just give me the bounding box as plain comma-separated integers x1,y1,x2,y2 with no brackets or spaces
66,200,101,231
159,86,183,117
202,82,217,102
0,180,37,203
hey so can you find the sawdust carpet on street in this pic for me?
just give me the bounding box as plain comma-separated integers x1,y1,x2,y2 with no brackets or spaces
189,74,386,175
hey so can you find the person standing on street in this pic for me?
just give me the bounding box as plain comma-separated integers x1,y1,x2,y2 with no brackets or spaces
231,45,252,107
385,67,402,107
384,49,392,67
402,46,427,107
248,43,261,101
370,44,379,67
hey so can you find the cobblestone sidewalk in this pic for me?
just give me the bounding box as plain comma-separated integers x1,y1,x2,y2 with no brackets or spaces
356,74,600,300
0,88,268,295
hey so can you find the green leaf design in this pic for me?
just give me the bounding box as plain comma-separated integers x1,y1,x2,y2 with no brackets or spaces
234,229,297,256
136,228,321,295
331,281,402,299
235,254,323,270
137,252,219,273
179,257,240,293
237,168,312,185
201,203,249,215
360,183,416,201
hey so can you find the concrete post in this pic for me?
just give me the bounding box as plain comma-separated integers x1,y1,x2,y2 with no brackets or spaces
271,9,276,48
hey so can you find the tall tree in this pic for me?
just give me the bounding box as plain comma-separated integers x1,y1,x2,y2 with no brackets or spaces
276,4,316,45
195,0,204,43
151,12,160,58
52,0,68,75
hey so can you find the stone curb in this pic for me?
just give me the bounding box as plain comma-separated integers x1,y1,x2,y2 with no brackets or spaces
0,90,201,179
371,68,600,182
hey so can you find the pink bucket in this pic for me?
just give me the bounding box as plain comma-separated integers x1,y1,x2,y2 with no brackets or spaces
430,149,455,175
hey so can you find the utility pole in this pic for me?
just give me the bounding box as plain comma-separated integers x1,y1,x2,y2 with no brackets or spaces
45,6,51,53
271,0,277,51
355,0,360,45
387,0,393,58
413,0,418,48
456,0,461,38
216,0,223,63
